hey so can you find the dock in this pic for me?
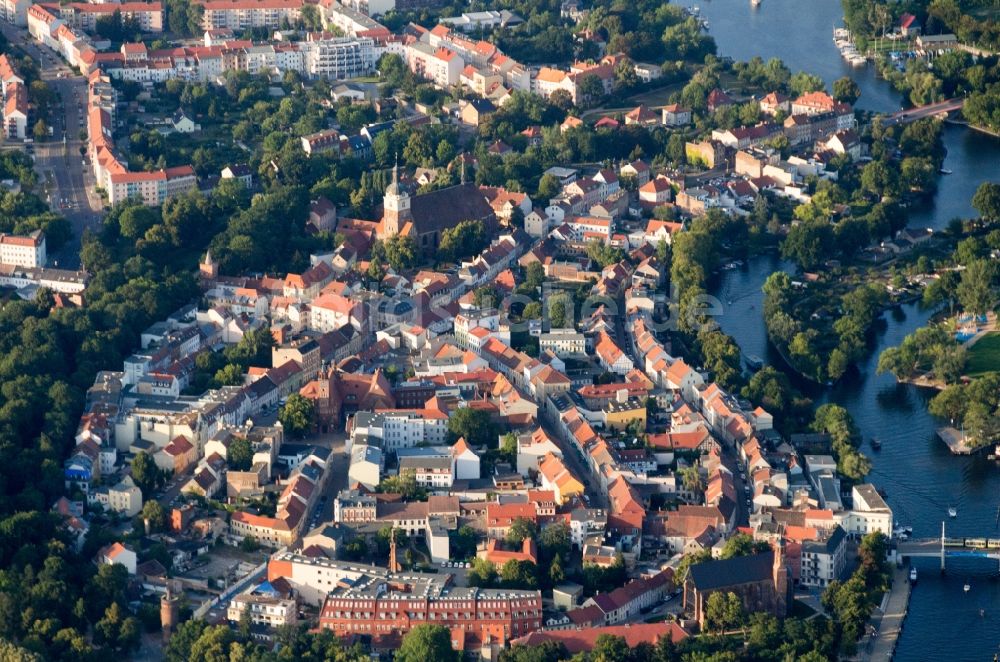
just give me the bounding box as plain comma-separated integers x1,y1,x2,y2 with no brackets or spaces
936,426,980,455
861,566,911,661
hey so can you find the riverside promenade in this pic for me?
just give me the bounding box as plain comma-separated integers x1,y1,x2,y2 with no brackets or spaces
860,566,911,661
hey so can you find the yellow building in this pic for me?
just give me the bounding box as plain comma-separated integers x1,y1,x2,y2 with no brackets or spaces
603,398,647,433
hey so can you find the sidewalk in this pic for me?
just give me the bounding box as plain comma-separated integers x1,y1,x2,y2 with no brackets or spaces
859,566,911,661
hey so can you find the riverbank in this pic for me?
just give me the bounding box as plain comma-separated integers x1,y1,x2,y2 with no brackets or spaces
685,0,1000,655
859,565,911,661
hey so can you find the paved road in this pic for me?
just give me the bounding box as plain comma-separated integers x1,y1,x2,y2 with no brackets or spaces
539,413,608,510
0,22,103,268
295,431,349,547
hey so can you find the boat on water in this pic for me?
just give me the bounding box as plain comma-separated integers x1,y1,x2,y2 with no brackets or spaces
751,0,760,7
940,168,953,175
948,507,958,518
870,437,882,450
964,583,971,593
909,567,918,583
745,355,764,371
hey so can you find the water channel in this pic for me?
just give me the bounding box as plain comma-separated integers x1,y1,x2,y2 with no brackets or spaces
673,0,1000,656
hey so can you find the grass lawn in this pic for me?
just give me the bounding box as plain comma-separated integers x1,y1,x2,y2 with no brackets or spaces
964,331,1000,376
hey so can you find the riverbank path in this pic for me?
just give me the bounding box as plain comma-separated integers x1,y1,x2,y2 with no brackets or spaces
860,565,911,661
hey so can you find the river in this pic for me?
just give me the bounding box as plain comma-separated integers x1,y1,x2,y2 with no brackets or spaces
677,0,1000,657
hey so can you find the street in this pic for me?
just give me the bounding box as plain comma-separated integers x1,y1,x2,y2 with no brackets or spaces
0,22,104,268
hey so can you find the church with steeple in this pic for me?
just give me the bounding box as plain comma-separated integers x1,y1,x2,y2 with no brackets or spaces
376,161,496,255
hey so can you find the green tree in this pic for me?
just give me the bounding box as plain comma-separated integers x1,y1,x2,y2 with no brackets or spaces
956,260,995,316
447,407,497,447
548,293,571,328
506,517,538,547
32,120,48,142
704,591,744,632
130,452,160,495
499,559,538,589
720,533,770,559
279,394,314,437
549,553,565,585
678,466,704,496
537,174,561,201
395,624,459,662
139,499,166,532
832,76,861,104
500,432,518,461
228,436,253,471
972,182,1000,222
590,634,631,662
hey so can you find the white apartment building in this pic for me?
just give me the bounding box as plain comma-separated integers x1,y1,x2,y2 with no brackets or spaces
0,230,46,268
454,310,510,350
109,166,198,206
62,2,164,33
108,476,143,517
0,0,30,27
538,329,586,358
3,80,26,140
301,36,375,79
800,525,848,588
227,592,297,627
349,409,449,451
266,551,392,606
200,0,303,30
405,41,462,87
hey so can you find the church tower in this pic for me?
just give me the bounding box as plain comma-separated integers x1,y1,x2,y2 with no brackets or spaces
382,160,411,237
199,250,217,280
772,539,789,618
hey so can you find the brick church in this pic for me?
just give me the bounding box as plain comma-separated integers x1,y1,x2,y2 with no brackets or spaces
376,163,496,255
683,544,790,628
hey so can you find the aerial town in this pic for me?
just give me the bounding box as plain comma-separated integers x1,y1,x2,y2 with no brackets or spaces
0,0,998,658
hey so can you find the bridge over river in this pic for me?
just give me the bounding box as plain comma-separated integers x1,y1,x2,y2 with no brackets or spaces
881,97,966,126
896,522,1000,571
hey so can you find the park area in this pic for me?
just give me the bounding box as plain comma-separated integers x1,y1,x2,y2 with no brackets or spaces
963,331,1000,376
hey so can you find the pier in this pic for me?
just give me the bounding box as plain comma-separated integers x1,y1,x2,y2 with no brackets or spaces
936,426,980,455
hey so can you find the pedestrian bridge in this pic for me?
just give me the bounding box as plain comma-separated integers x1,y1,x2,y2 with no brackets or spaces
896,523,1000,570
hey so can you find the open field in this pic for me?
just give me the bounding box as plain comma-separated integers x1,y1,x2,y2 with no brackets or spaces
963,330,1000,376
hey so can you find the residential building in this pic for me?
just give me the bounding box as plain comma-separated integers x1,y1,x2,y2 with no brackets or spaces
800,525,847,588
0,230,46,267
227,585,297,627
97,542,137,574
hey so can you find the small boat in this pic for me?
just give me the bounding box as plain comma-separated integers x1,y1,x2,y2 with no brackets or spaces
964,583,971,593
909,567,917,583
870,437,882,450
940,168,953,175
751,0,760,7
948,507,958,518
745,355,764,371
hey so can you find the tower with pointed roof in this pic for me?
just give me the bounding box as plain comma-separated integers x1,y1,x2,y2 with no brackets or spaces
199,249,217,280
382,158,411,237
